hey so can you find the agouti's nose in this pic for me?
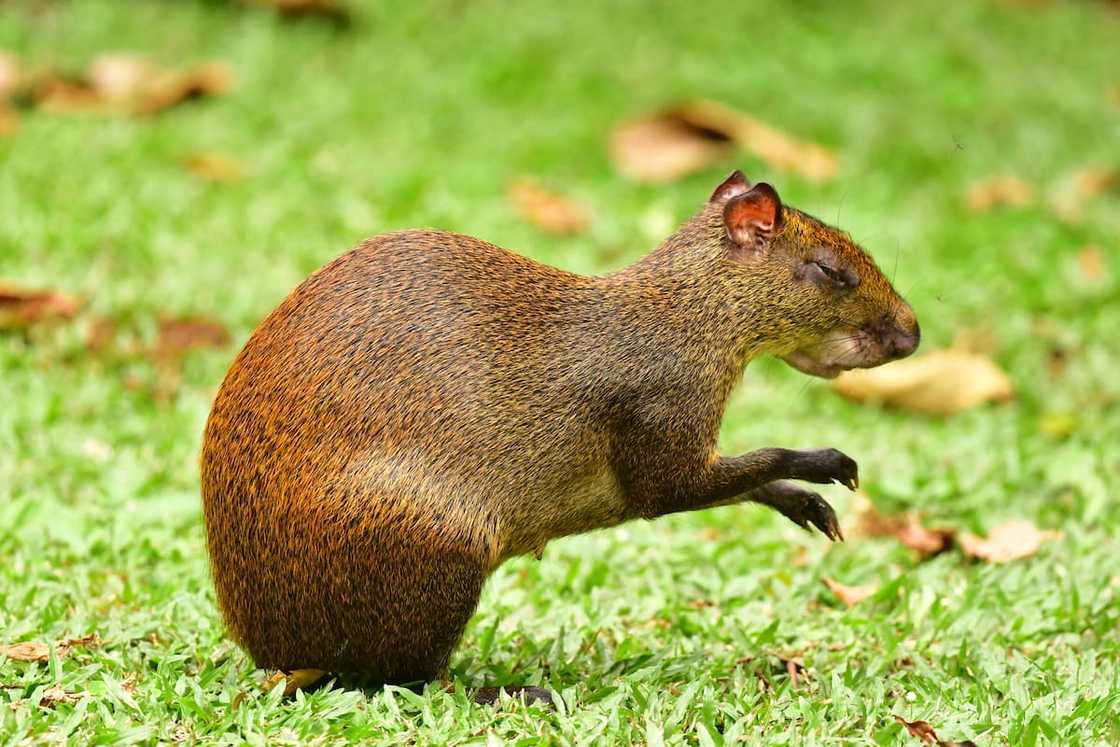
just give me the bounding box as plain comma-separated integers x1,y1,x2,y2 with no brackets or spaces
886,319,920,359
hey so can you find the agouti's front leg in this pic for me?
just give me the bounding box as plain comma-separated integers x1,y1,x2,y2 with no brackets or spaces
634,447,858,524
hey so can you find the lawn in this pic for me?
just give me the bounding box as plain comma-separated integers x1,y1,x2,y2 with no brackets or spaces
2,0,1119,743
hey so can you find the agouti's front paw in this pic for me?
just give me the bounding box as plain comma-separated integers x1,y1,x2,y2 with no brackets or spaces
748,481,844,542
798,491,844,541
794,448,859,491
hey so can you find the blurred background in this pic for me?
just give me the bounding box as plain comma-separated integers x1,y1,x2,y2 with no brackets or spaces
1,0,1118,743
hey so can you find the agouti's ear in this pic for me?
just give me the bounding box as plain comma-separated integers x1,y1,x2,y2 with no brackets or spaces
723,183,783,256
710,170,751,204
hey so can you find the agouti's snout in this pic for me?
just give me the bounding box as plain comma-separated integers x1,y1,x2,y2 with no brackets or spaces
874,310,920,360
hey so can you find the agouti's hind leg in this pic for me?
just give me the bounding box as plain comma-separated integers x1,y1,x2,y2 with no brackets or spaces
747,481,843,541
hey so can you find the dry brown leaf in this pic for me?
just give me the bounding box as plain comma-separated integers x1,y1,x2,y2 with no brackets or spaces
896,515,954,557
34,55,151,113
38,685,83,708
33,58,229,117
608,112,734,184
609,98,837,184
823,578,878,607
1050,167,1119,221
261,668,327,697
893,715,977,746
674,99,837,183
0,641,50,662
0,635,96,663
156,316,230,358
0,52,20,97
0,285,82,329
244,0,351,23
895,715,940,744
88,54,153,102
184,152,244,182
831,349,1014,416
1,54,21,133
847,492,896,538
848,497,953,557
1077,246,1105,281
34,75,104,113
958,519,1059,564
508,178,589,235
965,175,1033,212
132,63,232,116
59,634,99,651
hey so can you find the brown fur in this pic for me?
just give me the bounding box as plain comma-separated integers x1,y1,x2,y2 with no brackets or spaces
200,172,918,683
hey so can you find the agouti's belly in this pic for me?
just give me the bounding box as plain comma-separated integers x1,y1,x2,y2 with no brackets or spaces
495,462,628,564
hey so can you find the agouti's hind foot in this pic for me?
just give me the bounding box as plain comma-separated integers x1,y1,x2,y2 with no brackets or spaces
748,481,844,542
474,686,555,708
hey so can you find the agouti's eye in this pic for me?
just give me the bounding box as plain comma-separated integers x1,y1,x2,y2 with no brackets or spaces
817,263,845,282
804,260,859,290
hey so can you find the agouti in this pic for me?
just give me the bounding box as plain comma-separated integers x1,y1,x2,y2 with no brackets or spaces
200,171,919,695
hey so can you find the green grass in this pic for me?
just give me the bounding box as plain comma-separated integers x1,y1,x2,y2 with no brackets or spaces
2,0,1119,743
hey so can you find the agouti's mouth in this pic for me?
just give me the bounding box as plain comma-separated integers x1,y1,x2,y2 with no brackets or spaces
781,316,921,379
781,351,846,379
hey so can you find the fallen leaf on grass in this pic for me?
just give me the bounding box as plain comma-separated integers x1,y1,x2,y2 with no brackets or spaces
508,178,589,235
0,52,20,97
895,515,954,556
609,110,735,184
34,54,151,113
184,152,244,182
88,54,153,103
0,53,19,136
831,349,1014,416
895,715,939,744
609,98,837,184
155,316,230,358
0,635,98,663
964,175,1033,212
849,497,954,557
38,685,84,708
261,668,327,697
132,63,233,116
243,0,351,23
0,285,82,329
34,59,231,116
1050,167,1118,222
848,492,896,537
823,578,878,607
0,641,49,662
894,715,977,746
958,519,1058,564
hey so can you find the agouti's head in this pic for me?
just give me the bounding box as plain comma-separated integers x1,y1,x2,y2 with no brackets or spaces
710,170,920,377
